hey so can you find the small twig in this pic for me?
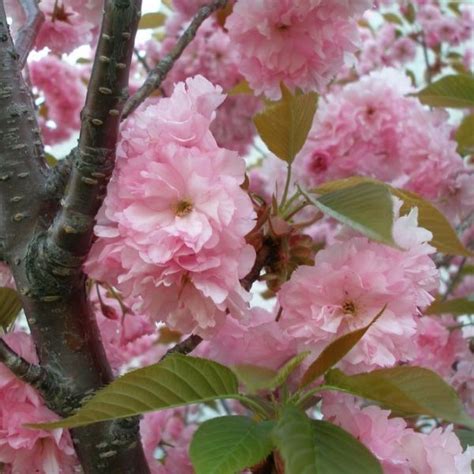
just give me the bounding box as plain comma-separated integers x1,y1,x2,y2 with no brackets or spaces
160,334,203,360
122,0,227,119
134,47,151,73
420,31,432,84
0,338,46,387
15,0,45,69
442,257,467,301
240,237,273,291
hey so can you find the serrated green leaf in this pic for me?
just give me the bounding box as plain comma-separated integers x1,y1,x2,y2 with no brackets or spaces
138,12,166,29
273,405,319,474
273,405,382,474
31,355,239,429
190,416,274,474
306,182,396,246
326,366,474,429
456,114,474,155
425,298,474,316
312,420,383,474
416,75,474,108
300,306,386,389
313,177,471,256
272,352,310,388
254,86,318,163
0,288,22,331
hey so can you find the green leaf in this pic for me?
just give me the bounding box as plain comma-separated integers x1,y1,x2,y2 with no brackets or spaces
394,188,472,257
416,75,474,108
425,298,474,316
403,3,416,23
233,365,278,393
455,429,474,450
31,355,239,429
299,306,386,389
305,182,396,246
228,80,253,96
273,405,382,474
312,420,383,474
234,352,309,394
456,114,474,155
138,12,166,29
254,86,318,163
326,366,474,429
383,13,403,25
273,405,319,474
0,288,22,331
313,177,471,256
190,416,274,474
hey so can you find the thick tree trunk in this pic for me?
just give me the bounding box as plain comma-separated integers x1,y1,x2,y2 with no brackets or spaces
0,1,150,472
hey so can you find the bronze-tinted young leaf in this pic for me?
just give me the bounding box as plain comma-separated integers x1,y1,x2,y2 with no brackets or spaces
313,177,471,256
31,355,239,429
273,405,382,474
416,75,474,108
138,12,166,29
394,188,472,257
326,366,474,428
299,306,386,389
425,298,474,316
190,416,275,474
0,288,22,331
228,79,253,96
305,182,396,247
456,114,474,155
254,86,318,163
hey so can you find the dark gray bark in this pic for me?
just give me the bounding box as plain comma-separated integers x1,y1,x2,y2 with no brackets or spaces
0,1,150,472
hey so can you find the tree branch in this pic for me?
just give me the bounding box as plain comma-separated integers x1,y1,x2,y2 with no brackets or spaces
122,0,227,119
15,0,44,69
47,0,142,261
0,337,45,385
161,334,203,360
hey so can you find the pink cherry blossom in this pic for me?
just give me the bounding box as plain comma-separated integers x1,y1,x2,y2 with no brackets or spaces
86,76,256,335
226,0,372,99
322,393,474,474
278,202,438,372
30,56,85,146
200,307,298,371
36,0,95,54
0,333,77,473
295,68,469,220
0,263,15,289
140,410,195,474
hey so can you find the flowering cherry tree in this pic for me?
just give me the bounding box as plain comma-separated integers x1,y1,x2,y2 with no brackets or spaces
0,0,473,473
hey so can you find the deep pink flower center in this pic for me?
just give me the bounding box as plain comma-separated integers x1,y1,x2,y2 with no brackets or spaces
342,300,357,315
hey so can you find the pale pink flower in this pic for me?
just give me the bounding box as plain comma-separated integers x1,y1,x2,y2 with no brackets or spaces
295,68,467,219
0,333,77,474
86,76,256,335
140,410,195,474
200,307,298,371
0,263,15,289
29,55,85,146
226,0,372,99
278,203,438,372
36,0,95,54
322,393,474,474
413,316,469,378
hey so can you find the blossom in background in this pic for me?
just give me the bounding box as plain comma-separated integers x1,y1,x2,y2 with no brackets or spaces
35,0,95,54
86,76,256,335
226,0,372,99
322,392,474,474
0,333,77,473
295,68,471,222
29,56,86,146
